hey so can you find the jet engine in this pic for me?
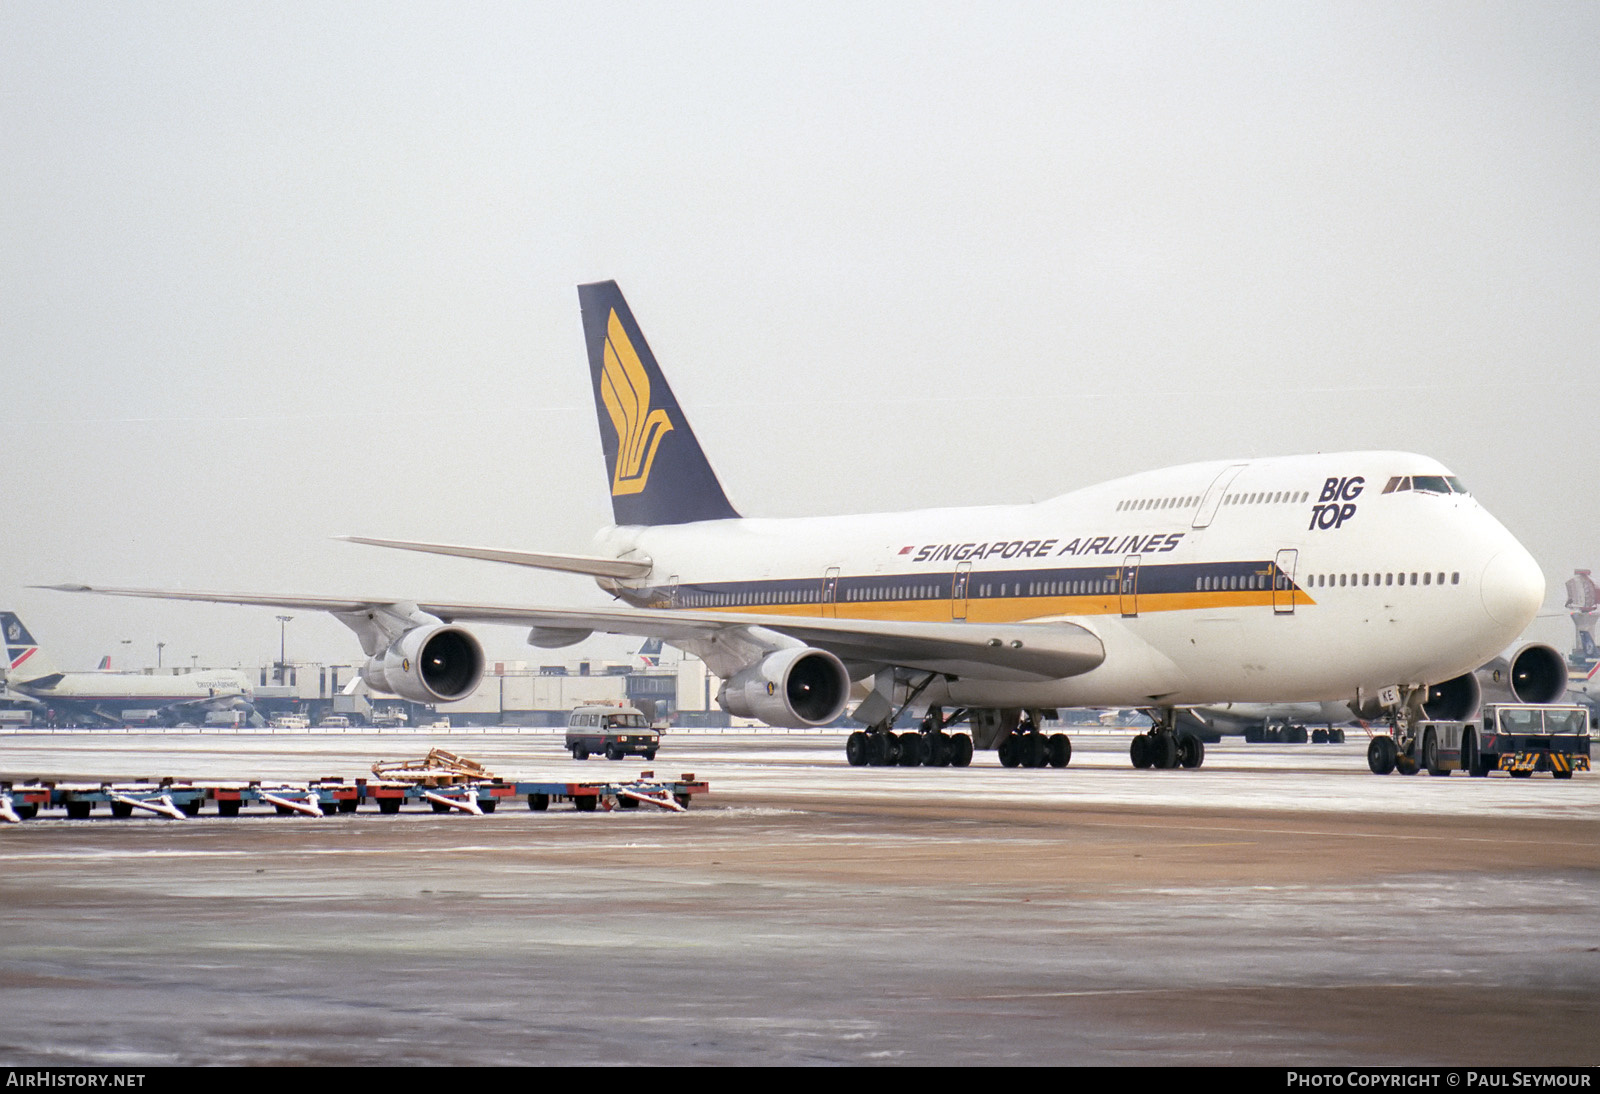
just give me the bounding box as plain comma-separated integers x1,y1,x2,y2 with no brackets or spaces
1422,672,1481,722
1478,643,1569,706
361,624,485,703
717,647,850,727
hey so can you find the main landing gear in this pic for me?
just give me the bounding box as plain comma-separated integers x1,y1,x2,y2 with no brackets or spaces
996,710,1072,769
845,705,974,767
1130,708,1205,769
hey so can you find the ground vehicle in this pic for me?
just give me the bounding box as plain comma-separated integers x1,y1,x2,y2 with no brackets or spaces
565,703,659,761
1368,703,1591,778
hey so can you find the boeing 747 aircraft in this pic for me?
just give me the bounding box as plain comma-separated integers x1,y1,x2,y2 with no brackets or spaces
1,612,255,726
50,282,1546,769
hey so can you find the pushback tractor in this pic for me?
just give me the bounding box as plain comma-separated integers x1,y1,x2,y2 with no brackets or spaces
1367,703,1592,778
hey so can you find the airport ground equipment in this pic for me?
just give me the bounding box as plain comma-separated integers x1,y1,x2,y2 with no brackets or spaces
0,769,707,822
565,701,660,761
1366,703,1591,778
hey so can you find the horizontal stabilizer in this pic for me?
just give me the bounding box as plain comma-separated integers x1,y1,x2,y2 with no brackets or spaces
337,536,653,580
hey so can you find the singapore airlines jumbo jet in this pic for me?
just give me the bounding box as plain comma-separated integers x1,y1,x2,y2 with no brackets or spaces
51,281,1546,770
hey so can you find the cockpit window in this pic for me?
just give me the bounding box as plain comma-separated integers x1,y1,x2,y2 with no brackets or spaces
1412,475,1450,494
1382,477,1411,494
1445,476,1469,495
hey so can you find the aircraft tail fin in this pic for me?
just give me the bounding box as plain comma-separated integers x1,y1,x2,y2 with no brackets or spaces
578,281,740,526
1,612,57,683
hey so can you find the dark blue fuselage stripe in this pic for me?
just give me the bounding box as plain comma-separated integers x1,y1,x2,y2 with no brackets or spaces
629,560,1294,607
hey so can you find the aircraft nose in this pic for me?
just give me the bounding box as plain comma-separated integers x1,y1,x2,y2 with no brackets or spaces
1480,546,1545,631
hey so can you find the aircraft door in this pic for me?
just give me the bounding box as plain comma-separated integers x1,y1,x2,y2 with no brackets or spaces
1193,464,1247,529
665,575,680,609
1273,549,1298,615
1119,554,1141,617
821,567,840,619
952,562,972,621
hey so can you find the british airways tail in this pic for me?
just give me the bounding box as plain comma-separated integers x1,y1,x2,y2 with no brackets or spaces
578,281,740,527
1,612,56,683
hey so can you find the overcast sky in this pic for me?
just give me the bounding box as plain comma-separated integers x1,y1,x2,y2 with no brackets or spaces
3,1,1596,672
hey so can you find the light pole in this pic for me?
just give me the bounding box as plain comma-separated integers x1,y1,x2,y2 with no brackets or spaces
120,639,131,669
276,616,293,684
156,641,165,669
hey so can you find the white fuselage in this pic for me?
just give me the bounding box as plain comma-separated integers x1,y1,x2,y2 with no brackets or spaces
594,451,1544,709
16,671,252,707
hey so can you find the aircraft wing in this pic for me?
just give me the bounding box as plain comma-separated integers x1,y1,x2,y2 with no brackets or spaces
43,584,1105,682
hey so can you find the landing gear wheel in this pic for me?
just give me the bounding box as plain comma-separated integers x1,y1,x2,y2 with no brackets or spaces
1023,733,1049,768
1150,733,1178,770
1312,728,1328,744
1422,728,1445,776
949,733,973,767
1130,733,1152,769
998,736,1020,768
1047,733,1072,768
1177,734,1205,769
1367,736,1397,775
898,732,922,766
845,731,868,767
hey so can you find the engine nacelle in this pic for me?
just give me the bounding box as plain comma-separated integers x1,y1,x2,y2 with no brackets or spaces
717,647,850,727
1478,643,1569,706
1423,672,1482,722
362,624,485,703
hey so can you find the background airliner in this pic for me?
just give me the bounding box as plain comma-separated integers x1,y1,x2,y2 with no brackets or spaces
50,282,1546,769
2,612,255,726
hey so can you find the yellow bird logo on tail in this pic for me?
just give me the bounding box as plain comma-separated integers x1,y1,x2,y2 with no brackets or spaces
601,309,674,496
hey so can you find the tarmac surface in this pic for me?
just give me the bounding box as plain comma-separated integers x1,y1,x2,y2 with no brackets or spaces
1,729,1597,1066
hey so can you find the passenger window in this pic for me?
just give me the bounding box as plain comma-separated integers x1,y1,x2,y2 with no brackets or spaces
1423,572,1431,585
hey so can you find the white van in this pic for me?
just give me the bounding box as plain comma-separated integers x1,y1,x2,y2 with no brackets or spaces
565,703,660,761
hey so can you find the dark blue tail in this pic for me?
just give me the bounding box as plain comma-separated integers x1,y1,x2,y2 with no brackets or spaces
578,281,740,526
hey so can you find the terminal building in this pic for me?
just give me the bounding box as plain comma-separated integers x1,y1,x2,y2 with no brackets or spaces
247,649,721,728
